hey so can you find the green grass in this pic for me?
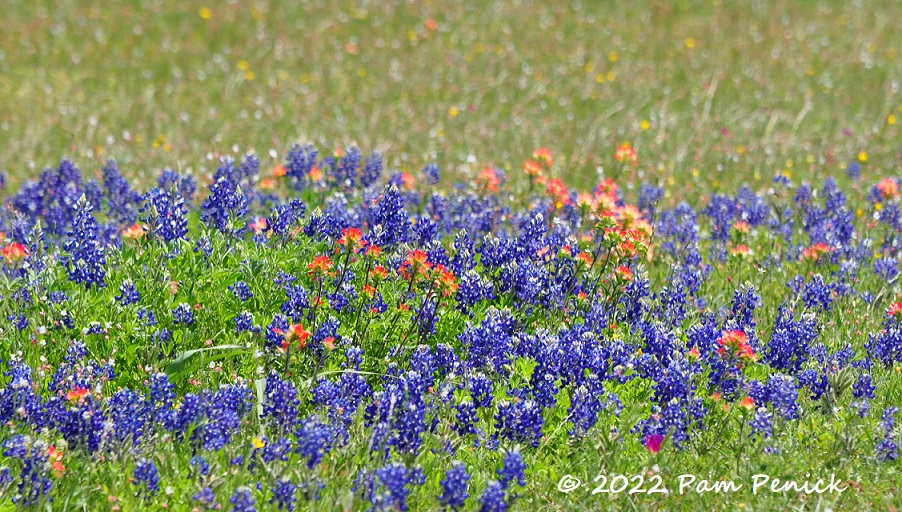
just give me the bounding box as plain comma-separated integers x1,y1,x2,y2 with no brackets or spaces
2,0,901,194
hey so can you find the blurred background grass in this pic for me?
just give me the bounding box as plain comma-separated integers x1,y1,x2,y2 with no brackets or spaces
1,0,900,198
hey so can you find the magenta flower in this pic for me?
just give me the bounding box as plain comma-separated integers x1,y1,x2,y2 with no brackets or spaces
645,434,664,454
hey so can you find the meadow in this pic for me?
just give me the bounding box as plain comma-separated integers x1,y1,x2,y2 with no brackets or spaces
2,0,902,510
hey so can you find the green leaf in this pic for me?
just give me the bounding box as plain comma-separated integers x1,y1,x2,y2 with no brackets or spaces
164,344,249,382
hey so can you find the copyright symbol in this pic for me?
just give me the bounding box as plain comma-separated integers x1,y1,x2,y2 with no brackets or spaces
558,474,582,493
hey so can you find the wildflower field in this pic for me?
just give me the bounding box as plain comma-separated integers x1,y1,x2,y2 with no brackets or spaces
3,0,902,510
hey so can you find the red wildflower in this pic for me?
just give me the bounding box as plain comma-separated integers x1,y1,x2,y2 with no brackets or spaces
1,243,28,264
366,244,382,258
249,217,267,235
614,142,637,164
400,250,431,280
338,227,365,251
370,265,388,280
523,159,543,177
47,446,65,477
289,324,310,349
800,243,834,262
730,244,752,257
532,147,553,166
545,178,570,208
716,330,756,362
645,433,664,454
614,265,634,282
308,255,333,275
888,302,902,319
478,167,501,193
432,265,459,297
65,387,90,403
122,224,145,240
878,178,899,200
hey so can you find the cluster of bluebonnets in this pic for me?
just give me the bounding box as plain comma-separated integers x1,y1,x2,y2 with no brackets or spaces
0,146,901,508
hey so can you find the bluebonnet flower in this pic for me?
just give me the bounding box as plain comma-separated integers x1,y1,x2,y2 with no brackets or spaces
874,257,898,281
229,487,257,512
765,307,818,373
702,193,738,242
479,480,508,512
638,183,664,219
266,315,290,351
295,416,334,469
470,374,494,408
747,375,800,420
361,151,384,188
14,160,84,237
846,161,861,180
497,450,526,489
229,281,253,301
1,435,53,506
801,274,833,311
459,309,516,372
194,487,219,509
234,311,257,333
199,383,253,451
453,400,479,436
190,455,210,476
366,462,423,511
158,169,197,200
263,372,299,430
439,462,470,511
194,236,213,256
202,174,249,235
115,279,140,306
852,373,877,417
657,203,698,255
267,200,306,238
749,408,773,439
137,307,157,326
853,374,876,399
494,400,544,448
270,478,297,511
102,160,141,224
280,284,310,322
63,197,106,288
133,459,160,495
84,321,105,335
173,302,195,326
284,144,318,190
141,187,189,242
369,185,409,247
214,154,259,190
261,437,292,464
422,163,441,185
567,379,610,436
302,209,339,241
434,343,459,375
8,314,28,331
48,291,68,304
108,389,148,443
866,324,902,366
876,407,898,461
330,146,361,188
